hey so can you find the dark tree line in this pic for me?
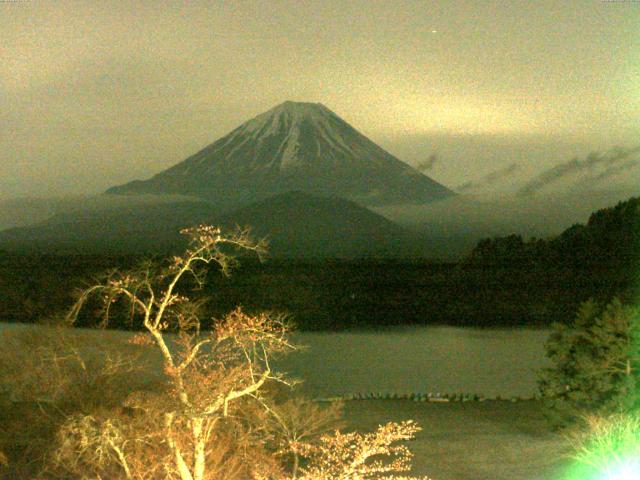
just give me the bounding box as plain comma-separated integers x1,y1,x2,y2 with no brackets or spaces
467,196,640,272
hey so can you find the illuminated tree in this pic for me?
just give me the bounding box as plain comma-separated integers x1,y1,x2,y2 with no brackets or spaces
260,396,345,478
293,420,429,480
65,225,294,480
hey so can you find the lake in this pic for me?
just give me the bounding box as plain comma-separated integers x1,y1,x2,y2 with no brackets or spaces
281,326,551,398
0,323,551,399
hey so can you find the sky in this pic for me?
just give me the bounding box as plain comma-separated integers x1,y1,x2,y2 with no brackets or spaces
1,0,639,198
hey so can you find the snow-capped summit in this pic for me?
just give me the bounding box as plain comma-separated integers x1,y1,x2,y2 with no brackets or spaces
107,101,453,209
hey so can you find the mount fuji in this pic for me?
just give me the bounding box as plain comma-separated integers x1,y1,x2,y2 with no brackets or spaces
0,102,454,256
107,101,453,209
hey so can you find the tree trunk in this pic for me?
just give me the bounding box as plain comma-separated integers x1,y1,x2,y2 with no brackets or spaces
165,413,195,480
192,417,206,480
292,451,299,479
174,445,194,480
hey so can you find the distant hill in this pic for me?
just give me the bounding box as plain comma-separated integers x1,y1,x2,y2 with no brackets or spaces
107,101,453,210
216,191,410,259
0,196,89,230
0,191,413,258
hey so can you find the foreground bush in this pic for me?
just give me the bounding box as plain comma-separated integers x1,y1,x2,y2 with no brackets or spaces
0,225,428,479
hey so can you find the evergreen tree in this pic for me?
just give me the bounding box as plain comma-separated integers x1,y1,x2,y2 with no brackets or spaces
538,298,640,427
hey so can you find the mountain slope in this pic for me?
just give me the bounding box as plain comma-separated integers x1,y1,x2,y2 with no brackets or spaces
0,199,219,254
107,101,453,209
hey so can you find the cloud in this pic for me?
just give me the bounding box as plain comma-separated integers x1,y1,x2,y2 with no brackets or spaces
518,146,640,195
518,158,581,195
456,181,474,192
484,163,521,183
593,159,640,182
456,163,521,192
416,154,438,171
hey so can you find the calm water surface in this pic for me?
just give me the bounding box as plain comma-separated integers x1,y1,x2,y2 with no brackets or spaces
1,323,551,398
279,326,552,398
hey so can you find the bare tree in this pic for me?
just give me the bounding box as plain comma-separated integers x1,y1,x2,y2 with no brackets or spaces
54,414,135,479
0,322,147,410
0,322,150,477
66,225,295,480
260,396,345,478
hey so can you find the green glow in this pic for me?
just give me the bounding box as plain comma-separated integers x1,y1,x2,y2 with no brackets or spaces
596,457,640,480
561,414,640,480
562,455,640,480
